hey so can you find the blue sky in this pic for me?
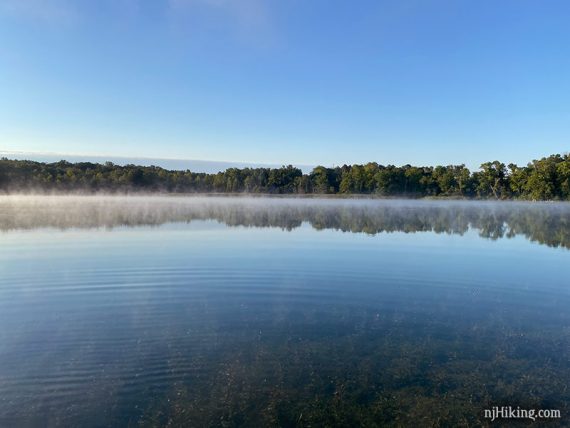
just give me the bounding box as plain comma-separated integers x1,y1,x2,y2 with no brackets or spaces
0,0,568,170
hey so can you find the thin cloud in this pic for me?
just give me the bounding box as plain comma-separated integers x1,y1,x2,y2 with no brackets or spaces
168,0,272,37
0,0,78,23
0,1,274,39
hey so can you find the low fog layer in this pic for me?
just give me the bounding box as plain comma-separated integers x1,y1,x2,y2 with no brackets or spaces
1,195,570,249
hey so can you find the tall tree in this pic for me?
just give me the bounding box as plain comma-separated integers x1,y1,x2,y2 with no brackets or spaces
476,161,508,199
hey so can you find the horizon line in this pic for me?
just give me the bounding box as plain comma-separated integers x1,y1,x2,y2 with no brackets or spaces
1,150,566,172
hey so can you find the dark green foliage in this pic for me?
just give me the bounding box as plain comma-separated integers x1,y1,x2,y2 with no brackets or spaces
1,154,570,200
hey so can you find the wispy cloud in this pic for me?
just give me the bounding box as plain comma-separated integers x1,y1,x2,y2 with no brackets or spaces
0,0,78,23
168,0,272,39
0,0,274,39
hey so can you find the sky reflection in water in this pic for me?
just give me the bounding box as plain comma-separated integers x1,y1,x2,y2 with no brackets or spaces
0,196,568,427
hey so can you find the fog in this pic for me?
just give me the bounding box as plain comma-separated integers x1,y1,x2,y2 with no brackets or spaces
1,195,570,249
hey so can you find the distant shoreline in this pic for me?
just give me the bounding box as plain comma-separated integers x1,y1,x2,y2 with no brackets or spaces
1,155,569,201
1,193,567,205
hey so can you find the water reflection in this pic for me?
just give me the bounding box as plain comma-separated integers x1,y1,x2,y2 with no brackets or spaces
1,195,570,249
0,196,569,426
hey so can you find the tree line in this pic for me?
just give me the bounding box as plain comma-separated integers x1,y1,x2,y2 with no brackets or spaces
1,154,569,199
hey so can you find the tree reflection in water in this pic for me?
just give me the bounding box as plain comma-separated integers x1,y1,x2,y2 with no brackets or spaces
1,196,569,249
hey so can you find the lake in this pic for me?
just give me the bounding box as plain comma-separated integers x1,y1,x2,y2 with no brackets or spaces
0,196,568,427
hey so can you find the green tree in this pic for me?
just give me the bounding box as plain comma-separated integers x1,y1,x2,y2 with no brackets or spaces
477,161,508,199
525,155,563,200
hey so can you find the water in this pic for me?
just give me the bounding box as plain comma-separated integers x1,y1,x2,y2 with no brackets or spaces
0,196,569,427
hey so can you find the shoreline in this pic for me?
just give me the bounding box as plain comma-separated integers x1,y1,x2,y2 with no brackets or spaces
0,192,566,204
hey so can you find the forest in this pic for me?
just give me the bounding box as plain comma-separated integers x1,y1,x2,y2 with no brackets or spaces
1,153,570,200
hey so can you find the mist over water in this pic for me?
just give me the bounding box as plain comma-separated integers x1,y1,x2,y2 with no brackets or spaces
0,196,569,426
1,195,570,249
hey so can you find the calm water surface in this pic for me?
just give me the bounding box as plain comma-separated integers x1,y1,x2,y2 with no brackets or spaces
0,196,569,427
